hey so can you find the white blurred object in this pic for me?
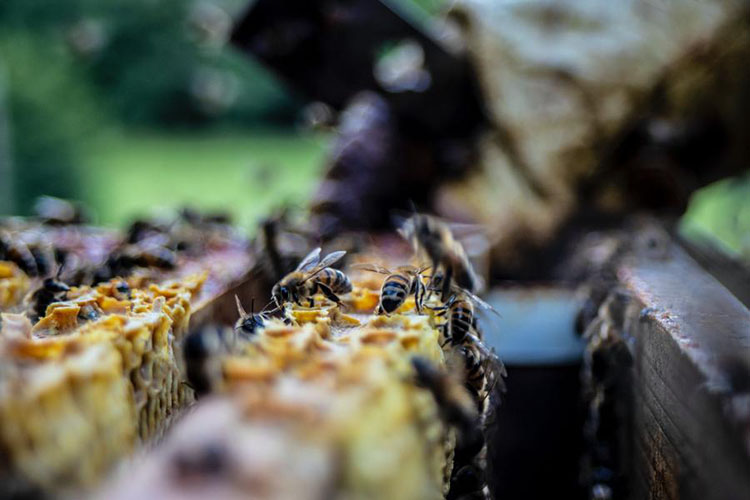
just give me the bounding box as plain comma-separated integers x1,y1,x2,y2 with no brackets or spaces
373,39,432,93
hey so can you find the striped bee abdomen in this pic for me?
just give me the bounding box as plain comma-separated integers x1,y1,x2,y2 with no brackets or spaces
459,344,486,403
316,267,353,294
379,273,411,314
448,299,474,346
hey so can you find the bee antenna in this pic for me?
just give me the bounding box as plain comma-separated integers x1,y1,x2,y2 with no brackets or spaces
234,295,247,317
260,298,276,313
407,199,417,215
55,260,65,280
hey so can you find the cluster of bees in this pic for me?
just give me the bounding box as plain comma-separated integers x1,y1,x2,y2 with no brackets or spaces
3,200,505,499
187,212,505,500
1,201,234,325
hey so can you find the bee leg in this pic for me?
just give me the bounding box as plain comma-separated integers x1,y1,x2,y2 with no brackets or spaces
317,283,343,307
439,324,451,347
440,266,453,303
308,298,315,308
425,304,447,315
415,279,425,314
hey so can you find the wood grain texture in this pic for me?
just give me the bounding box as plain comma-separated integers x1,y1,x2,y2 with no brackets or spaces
620,245,750,500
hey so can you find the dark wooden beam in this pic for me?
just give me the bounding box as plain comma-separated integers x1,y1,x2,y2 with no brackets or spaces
618,244,750,500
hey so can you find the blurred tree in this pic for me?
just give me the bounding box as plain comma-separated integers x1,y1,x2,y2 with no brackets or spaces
0,0,302,214
0,0,299,129
66,0,298,127
0,32,101,213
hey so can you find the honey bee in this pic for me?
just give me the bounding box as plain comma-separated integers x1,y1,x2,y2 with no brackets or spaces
33,196,88,225
411,356,488,496
233,296,267,338
461,330,507,408
411,356,479,437
0,232,39,277
182,324,236,397
398,214,481,302
29,278,70,322
448,463,488,500
431,289,498,346
105,243,177,279
352,263,429,314
27,242,56,277
272,247,351,309
430,289,506,408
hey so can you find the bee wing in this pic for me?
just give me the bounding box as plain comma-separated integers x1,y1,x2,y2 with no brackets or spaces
300,250,347,283
296,247,322,271
391,212,416,240
462,289,501,318
465,331,508,392
446,221,484,239
351,263,391,275
315,250,347,270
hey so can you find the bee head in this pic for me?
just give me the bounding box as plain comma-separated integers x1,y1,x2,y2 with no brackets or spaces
43,278,70,293
238,314,265,337
272,283,290,306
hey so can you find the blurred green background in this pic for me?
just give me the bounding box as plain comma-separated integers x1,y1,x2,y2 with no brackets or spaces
0,0,748,256
0,0,444,229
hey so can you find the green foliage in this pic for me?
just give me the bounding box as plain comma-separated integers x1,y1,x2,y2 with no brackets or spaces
0,31,104,212
0,0,298,128
0,0,302,215
681,174,750,260
77,129,328,230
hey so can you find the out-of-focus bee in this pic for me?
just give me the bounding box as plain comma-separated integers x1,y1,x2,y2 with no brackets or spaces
179,206,232,227
119,244,177,269
398,214,481,301
272,247,351,309
352,263,429,314
233,296,267,338
411,356,488,500
33,196,88,225
182,324,236,397
411,356,478,432
0,232,39,277
125,218,167,244
77,302,102,322
29,278,70,322
107,243,177,277
447,463,488,500
114,280,131,300
27,242,56,277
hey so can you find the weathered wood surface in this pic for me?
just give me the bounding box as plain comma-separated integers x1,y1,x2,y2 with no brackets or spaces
619,244,750,500
677,234,750,309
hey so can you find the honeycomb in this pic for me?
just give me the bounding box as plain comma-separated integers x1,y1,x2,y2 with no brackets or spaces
0,274,205,494
0,261,30,310
0,214,254,496
100,276,460,500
